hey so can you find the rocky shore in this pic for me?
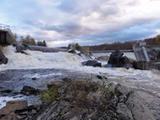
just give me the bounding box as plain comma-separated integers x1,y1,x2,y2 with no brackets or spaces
37,80,155,120
0,79,156,120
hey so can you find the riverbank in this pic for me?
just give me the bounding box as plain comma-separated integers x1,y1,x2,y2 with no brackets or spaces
0,68,160,119
0,46,160,119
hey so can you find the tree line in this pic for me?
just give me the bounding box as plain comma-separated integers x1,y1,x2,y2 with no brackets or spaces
88,35,160,51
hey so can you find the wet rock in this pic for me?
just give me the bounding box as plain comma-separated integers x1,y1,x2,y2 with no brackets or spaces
0,100,41,120
32,77,37,81
82,60,102,67
108,50,123,66
0,100,27,115
0,112,16,120
68,43,82,55
0,89,12,96
68,43,92,58
15,105,41,117
0,49,8,64
96,75,107,80
21,86,40,95
14,44,28,55
0,89,12,93
68,49,80,54
96,55,109,61
108,50,133,68
96,75,103,79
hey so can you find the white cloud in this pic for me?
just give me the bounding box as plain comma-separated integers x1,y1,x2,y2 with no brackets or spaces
1,0,160,45
32,30,64,41
34,0,160,42
79,0,160,33
47,40,73,47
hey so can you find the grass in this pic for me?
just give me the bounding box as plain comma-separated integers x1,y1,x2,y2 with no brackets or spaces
41,85,59,103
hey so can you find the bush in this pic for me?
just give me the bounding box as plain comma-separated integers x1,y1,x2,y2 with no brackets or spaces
41,85,59,103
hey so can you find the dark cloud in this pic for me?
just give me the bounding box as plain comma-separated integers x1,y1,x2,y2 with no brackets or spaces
79,21,160,44
1,0,160,46
40,22,94,39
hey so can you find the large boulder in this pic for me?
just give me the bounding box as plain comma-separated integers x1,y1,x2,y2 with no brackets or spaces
0,100,40,120
0,100,27,120
108,50,124,67
68,43,92,58
82,60,102,67
20,86,40,95
108,50,132,68
13,43,28,55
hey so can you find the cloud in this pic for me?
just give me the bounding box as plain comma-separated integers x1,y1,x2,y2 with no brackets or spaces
82,20,160,43
41,22,95,39
0,0,160,46
80,0,160,31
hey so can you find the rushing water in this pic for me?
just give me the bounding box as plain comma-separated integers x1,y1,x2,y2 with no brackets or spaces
93,52,136,60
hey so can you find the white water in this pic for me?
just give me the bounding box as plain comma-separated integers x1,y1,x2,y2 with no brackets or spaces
1,46,85,70
1,46,159,82
0,95,24,109
93,52,136,60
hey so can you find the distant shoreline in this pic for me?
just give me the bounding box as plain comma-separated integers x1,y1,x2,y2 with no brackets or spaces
92,49,133,53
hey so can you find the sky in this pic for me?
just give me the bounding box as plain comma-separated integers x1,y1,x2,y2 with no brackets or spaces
0,0,160,47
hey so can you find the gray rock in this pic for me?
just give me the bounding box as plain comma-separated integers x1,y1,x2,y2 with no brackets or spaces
14,44,28,55
21,86,40,95
115,84,132,96
108,50,133,68
117,103,133,120
82,60,102,67
126,92,155,120
36,81,155,120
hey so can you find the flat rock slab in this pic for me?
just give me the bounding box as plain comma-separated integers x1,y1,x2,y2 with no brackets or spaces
37,81,155,120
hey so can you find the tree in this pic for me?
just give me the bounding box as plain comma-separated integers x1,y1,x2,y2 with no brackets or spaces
21,35,36,46
37,40,47,47
155,35,160,44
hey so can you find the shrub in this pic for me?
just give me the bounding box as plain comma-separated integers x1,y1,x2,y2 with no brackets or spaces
41,85,59,103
